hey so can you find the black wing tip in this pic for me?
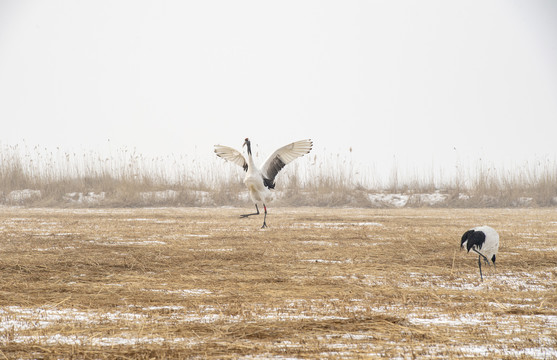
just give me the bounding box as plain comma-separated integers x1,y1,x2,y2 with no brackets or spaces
263,177,275,189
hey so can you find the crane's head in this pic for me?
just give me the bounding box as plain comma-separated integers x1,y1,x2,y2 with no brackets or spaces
243,138,252,155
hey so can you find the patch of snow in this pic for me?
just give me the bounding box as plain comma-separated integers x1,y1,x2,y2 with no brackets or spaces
458,193,471,200
105,240,167,246
520,246,557,252
9,334,193,347
35,246,75,252
368,193,409,207
301,240,337,246
368,191,451,207
0,306,141,331
338,333,375,341
457,344,557,360
516,232,541,239
192,248,234,252
142,288,212,296
408,191,448,206
494,272,553,292
123,218,176,224
293,222,382,229
408,313,484,326
139,190,179,203
64,192,105,205
6,189,42,204
512,347,557,359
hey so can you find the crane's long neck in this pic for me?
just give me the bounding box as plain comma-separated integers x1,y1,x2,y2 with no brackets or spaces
246,140,252,156
246,141,256,168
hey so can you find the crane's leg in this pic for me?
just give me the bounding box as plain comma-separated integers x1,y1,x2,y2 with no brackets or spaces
261,204,267,229
240,204,260,218
478,255,483,281
472,249,488,281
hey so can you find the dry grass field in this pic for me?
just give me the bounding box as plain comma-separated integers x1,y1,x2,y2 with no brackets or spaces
0,207,556,359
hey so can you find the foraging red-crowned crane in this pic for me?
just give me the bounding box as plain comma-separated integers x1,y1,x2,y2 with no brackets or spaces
214,138,313,228
460,225,499,281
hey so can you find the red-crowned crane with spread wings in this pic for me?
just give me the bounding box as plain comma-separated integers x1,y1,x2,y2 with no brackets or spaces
214,138,313,228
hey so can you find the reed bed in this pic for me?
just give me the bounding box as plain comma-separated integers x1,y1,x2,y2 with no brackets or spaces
0,207,556,358
0,144,556,207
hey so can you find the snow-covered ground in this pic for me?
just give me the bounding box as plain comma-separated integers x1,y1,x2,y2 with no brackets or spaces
0,188,547,208
2,287,556,359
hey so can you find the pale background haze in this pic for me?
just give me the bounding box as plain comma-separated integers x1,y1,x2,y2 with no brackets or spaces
1,1,556,185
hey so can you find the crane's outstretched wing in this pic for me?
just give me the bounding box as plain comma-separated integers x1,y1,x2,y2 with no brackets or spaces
261,139,313,188
214,145,248,171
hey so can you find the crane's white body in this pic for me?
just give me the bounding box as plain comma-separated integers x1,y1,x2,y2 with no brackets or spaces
244,156,272,204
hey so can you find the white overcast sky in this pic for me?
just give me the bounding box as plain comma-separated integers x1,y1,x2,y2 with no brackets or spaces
1,1,556,183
